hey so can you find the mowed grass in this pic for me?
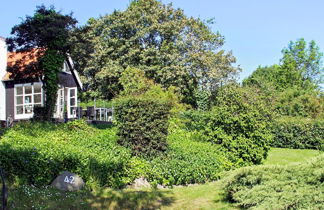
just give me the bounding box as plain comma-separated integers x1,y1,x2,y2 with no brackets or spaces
5,148,322,210
263,147,322,165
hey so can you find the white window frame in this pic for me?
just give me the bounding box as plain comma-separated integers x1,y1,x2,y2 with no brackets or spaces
67,87,77,118
54,87,65,119
14,82,43,120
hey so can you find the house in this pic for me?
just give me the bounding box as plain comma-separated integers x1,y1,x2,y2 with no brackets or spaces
0,36,83,124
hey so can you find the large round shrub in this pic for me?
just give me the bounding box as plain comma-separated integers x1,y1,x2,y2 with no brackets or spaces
183,85,273,165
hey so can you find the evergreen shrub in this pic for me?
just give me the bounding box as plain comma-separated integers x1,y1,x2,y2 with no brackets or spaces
223,154,324,209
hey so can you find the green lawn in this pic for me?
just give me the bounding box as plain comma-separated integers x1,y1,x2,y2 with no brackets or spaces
5,148,322,210
263,147,322,165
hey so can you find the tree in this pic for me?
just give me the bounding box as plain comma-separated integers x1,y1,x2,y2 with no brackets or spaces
243,39,324,118
7,5,77,120
71,0,240,105
244,39,323,92
281,38,323,89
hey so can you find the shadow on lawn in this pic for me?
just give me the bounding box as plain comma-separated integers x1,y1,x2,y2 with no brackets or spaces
86,188,175,210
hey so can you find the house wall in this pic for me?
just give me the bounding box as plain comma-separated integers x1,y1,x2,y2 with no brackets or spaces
58,72,78,87
5,82,14,120
0,37,7,121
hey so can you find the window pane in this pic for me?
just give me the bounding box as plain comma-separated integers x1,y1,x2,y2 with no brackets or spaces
16,87,23,95
25,105,33,114
70,98,76,106
25,96,32,104
70,89,75,97
16,106,23,115
16,96,23,105
34,94,42,104
34,84,42,93
24,86,32,94
70,107,76,115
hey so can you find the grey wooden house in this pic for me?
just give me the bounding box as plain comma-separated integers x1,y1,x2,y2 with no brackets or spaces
0,37,82,123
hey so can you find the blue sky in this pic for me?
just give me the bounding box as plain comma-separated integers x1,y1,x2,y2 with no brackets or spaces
1,0,324,81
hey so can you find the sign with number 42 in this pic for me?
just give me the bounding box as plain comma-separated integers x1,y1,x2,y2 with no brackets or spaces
64,176,75,184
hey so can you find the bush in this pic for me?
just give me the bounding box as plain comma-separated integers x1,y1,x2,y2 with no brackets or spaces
183,85,273,165
0,120,232,188
223,154,324,209
0,120,132,188
275,88,324,118
147,127,232,186
114,95,171,156
272,117,324,150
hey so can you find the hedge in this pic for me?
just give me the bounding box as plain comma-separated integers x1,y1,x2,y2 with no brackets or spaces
271,117,324,150
0,120,132,188
114,95,171,156
0,120,231,188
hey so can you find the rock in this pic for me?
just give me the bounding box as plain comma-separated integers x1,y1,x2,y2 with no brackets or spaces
157,184,165,189
51,171,85,191
128,177,151,189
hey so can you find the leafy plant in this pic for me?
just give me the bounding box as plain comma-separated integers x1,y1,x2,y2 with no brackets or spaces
183,85,273,165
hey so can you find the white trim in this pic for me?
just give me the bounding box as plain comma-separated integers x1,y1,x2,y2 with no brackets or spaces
67,87,77,119
14,82,43,120
67,56,83,89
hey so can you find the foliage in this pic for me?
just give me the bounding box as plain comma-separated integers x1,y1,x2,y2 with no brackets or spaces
183,85,273,165
271,117,324,150
244,39,323,92
40,50,65,119
275,88,324,118
114,94,171,156
223,154,324,209
148,127,232,186
243,39,324,119
119,67,154,96
0,120,132,188
0,120,233,189
195,89,211,111
70,0,240,104
6,5,77,120
280,38,323,88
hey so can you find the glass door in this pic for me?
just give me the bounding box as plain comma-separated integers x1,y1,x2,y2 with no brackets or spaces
67,88,77,118
54,88,64,119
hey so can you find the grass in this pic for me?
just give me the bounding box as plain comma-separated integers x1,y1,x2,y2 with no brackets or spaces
263,147,322,165
3,148,322,210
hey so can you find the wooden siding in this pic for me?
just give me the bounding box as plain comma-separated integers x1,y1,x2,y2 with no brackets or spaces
58,72,77,88
5,82,14,120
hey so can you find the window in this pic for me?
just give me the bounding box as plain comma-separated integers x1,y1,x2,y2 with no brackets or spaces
15,83,43,119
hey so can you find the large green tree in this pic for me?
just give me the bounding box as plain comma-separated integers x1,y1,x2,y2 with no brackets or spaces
71,0,240,105
244,39,323,92
243,39,324,118
7,5,77,120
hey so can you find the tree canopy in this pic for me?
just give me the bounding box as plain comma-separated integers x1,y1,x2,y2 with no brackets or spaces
71,0,240,105
244,39,323,92
243,39,324,118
